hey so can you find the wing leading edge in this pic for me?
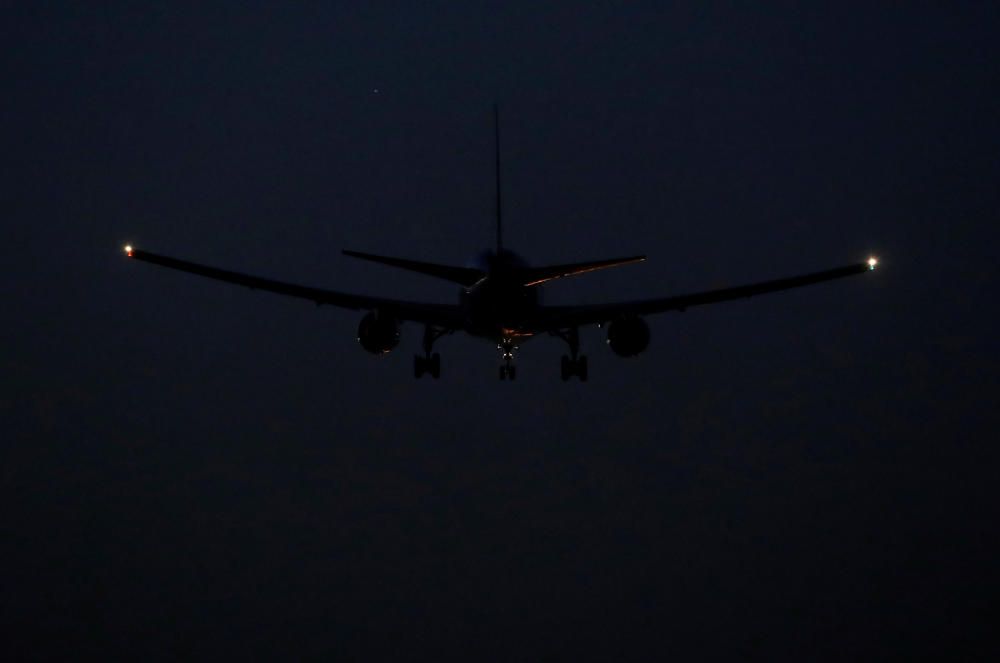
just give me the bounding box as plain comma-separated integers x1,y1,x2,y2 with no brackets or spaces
535,259,878,331
123,247,464,328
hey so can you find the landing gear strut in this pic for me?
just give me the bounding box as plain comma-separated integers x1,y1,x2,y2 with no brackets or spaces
498,338,518,380
553,327,588,381
414,325,450,379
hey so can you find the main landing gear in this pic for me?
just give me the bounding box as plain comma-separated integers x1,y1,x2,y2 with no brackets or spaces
553,327,588,381
414,325,451,379
498,338,518,380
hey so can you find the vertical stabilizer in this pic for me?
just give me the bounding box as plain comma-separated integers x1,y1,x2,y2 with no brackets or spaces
494,103,503,254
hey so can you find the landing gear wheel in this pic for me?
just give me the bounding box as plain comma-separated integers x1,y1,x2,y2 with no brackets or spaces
415,326,450,379
559,353,588,381
497,336,519,381
414,353,441,379
553,327,589,381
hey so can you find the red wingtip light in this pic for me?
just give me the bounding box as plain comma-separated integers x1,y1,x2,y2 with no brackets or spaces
124,244,133,257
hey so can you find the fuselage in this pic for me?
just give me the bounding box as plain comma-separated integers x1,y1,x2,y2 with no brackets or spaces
460,249,541,340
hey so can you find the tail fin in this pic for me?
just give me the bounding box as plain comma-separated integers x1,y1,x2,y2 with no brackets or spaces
494,103,503,254
342,250,486,287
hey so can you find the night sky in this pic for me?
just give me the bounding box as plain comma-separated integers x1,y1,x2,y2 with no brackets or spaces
4,3,999,660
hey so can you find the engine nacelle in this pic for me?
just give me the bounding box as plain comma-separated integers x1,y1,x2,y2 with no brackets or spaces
606,316,650,357
357,311,400,354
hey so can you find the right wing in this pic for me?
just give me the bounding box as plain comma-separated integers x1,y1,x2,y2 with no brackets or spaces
534,259,878,331
123,246,465,328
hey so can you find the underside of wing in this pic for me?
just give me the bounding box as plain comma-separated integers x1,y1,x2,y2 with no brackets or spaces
124,246,464,328
532,259,878,331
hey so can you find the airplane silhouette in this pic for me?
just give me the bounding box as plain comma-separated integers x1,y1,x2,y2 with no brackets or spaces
123,106,878,380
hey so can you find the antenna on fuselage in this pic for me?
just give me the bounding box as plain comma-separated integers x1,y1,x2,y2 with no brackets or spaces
494,103,503,254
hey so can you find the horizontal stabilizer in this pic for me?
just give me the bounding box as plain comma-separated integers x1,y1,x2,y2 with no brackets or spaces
343,250,486,287
515,255,646,287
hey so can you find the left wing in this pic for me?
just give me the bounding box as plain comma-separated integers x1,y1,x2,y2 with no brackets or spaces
123,246,465,328
532,259,878,331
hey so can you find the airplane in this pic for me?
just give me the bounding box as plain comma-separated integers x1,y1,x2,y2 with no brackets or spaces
123,106,879,381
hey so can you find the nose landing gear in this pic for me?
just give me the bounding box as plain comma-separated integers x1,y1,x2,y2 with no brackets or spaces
498,338,518,380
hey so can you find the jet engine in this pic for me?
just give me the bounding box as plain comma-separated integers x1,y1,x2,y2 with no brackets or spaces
357,311,401,354
606,316,650,357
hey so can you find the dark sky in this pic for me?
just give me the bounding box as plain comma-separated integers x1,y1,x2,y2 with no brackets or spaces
3,3,999,660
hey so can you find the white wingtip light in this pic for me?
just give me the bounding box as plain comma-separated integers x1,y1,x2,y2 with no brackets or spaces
124,244,133,256
867,257,878,270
